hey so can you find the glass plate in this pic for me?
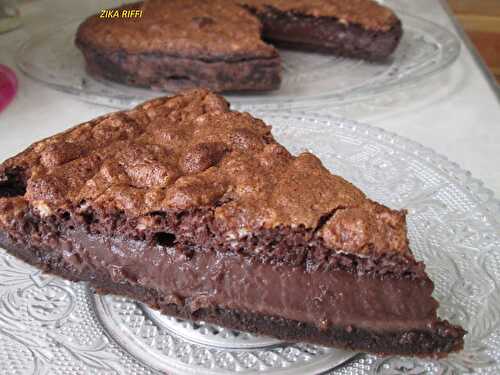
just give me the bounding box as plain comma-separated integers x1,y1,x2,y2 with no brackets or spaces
15,11,460,111
1,112,499,374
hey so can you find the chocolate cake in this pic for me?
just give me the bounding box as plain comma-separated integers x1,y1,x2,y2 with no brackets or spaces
75,0,402,92
241,0,403,60
0,89,464,356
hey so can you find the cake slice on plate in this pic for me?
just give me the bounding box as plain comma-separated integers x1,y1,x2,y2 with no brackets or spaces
0,89,464,356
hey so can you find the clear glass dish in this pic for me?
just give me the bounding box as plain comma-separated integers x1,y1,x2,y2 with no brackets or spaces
0,0,21,34
15,11,460,111
0,112,498,374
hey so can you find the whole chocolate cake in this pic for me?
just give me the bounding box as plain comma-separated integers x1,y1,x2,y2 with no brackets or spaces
0,89,464,356
75,0,403,92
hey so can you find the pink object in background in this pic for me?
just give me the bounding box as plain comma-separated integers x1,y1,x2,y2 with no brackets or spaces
0,64,17,112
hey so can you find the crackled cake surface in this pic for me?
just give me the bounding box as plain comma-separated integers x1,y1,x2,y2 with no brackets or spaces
76,0,277,60
0,89,408,257
77,0,399,57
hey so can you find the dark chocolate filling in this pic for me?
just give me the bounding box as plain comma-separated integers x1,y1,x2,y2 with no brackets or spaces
3,206,436,327
0,219,465,355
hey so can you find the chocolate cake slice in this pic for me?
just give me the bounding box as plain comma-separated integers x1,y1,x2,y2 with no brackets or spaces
241,0,403,60
75,0,402,92
0,89,464,356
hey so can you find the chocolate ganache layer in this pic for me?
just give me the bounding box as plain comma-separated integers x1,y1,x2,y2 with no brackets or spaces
0,89,464,356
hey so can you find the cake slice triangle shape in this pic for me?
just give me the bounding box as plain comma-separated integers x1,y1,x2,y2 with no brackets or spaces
0,89,464,356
